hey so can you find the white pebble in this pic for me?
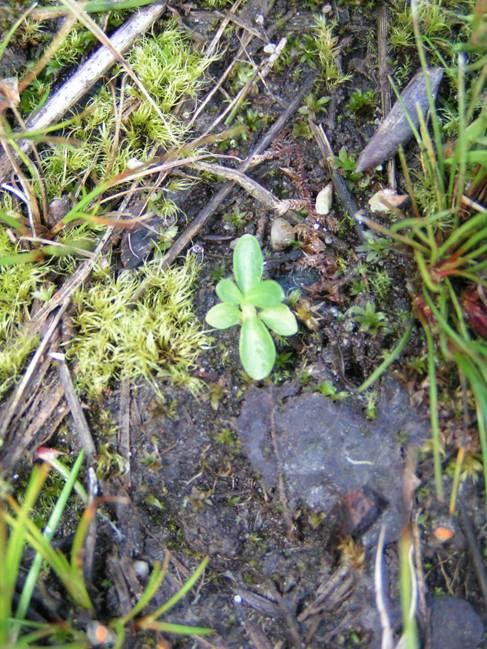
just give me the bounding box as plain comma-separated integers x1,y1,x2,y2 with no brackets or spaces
315,182,333,215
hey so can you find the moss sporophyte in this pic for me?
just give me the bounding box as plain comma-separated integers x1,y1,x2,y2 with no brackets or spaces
205,234,298,380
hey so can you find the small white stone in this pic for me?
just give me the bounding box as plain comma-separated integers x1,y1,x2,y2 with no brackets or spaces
255,14,264,25
270,218,295,251
134,560,150,580
315,182,333,215
263,43,276,54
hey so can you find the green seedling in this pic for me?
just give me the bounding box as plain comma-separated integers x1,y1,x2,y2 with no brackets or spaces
205,234,298,380
347,89,376,116
349,302,389,335
298,93,330,116
334,147,362,183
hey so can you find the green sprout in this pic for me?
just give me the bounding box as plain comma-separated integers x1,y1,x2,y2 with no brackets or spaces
347,89,376,115
334,147,362,183
348,302,389,335
205,235,298,380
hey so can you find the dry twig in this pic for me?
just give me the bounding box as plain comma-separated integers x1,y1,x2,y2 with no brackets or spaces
309,119,366,242
0,304,67,441
134,72,316,292
188,160,304,216
50,352,97,459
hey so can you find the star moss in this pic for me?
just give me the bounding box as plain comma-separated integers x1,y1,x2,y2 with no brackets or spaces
68,254,209,398
0,228,46,399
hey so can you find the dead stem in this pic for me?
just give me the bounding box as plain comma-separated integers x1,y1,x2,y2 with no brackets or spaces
130,73,316,302
309,119,366,242
188,160,300,216
50,352,97,459
0,303,67,440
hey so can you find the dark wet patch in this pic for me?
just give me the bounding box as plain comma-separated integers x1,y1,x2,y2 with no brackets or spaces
237,376,429,547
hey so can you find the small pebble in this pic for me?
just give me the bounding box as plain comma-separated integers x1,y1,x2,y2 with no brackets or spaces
315,182,333,215
127,157,142,170
86,621,116,647
47,196,72,227
270,218,295,251
134,559,149,580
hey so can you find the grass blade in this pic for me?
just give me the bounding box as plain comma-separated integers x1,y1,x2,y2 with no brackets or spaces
141,556,209,622
358,320,413,393
16,452,85,622
424,324,444,501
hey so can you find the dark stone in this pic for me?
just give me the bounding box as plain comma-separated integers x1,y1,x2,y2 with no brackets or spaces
430,596,484,649
237,376,428,546
338,486,387,537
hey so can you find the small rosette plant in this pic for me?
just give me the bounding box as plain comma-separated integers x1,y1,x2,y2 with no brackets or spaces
206,234,298,380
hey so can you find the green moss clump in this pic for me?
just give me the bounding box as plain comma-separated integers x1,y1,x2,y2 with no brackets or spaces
390,0,476,54
311,17,351,89
41,20,213,197
128,25,212,115
0,227,46,399
68,255,209,399
200,0,234,7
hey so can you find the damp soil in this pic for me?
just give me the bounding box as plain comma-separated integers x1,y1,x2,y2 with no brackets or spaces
2,1,487,648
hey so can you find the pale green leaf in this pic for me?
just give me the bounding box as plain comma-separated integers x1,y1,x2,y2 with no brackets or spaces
206,303,240,329
244,280,284,308
239,317,275,380
259,304,298,336
233,234,263,294
465,150,487,166
216,278,243,304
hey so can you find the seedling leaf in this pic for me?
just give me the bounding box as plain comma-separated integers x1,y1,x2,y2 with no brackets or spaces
206,304,240,329
239,317,276,380
216,278,243,304
244,280,284,308
259,304,298,335
233,234,263,293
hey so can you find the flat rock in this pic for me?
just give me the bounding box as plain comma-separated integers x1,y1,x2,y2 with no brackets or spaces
237,377,428,545
430,596,484,649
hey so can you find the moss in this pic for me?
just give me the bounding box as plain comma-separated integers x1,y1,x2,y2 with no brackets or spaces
347,89,376,116
0,226,46,399
311,17,351,89
390,0,476,55
40,20,213,198
67,254,209,399
199,0,234,7
370,270,392,304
